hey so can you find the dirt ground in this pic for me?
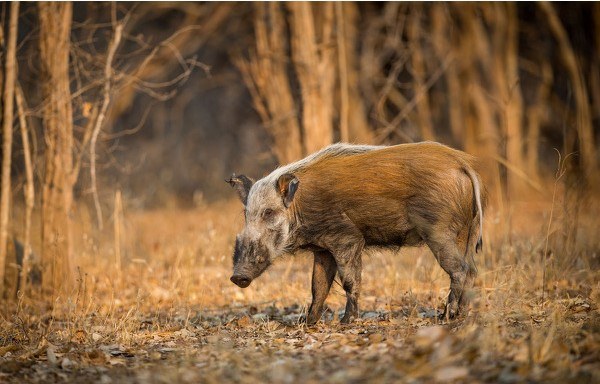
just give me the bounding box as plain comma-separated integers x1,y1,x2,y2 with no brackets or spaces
0,196,598,383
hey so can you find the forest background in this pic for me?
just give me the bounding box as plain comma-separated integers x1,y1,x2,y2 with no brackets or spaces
0,2,598,383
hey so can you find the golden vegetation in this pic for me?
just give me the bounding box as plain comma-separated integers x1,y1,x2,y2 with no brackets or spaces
0,186,598,382
0,2,599,383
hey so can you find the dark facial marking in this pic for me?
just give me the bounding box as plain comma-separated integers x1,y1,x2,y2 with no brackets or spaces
273,230,283,249
232,237,243,265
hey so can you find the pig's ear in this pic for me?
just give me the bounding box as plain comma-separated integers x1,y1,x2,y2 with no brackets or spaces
277,173,299,208
226,173,254,205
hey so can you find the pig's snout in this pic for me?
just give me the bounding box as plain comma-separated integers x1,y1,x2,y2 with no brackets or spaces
230,274,252,288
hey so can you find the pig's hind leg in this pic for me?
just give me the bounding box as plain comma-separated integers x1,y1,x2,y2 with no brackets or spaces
426,234,470,320
456,220,479,316
336,244,363,324
306,250,337,325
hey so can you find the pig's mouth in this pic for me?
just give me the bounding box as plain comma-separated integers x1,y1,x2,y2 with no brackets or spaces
230,274,252,288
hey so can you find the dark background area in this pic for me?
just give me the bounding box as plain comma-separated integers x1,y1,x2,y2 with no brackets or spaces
3,2,599,209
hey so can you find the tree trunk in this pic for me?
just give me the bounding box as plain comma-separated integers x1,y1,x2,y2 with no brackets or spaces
0,1,19,300
336,2,350,143
431,4,463,145
338,2,373,144
287,2,335,153
496,3,525,198
457,5,505,211
526,61,552,182
236,3,303,164
539,3,597,179
39,2,75,296
592,4,600,127
408,5,435,141
16,87,35,295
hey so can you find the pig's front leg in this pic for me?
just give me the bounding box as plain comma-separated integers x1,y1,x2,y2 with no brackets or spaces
324,218,365,324
306,249,337,325
308,212,365,324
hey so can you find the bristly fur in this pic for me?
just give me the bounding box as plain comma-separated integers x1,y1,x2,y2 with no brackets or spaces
288,142,486,250
230,141,487,323
260,143,382,187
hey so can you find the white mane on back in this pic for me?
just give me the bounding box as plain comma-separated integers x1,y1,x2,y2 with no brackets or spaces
246,143,383,205
266,143,383,183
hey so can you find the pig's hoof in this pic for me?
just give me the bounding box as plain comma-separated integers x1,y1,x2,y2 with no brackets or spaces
305,315,319,326
299,313,320,326
340,312,358,324
438,306,458,321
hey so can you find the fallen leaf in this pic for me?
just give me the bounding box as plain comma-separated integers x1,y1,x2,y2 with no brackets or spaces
108,357,126,366
47,345,58,365
61,357,74,370
434,366,469,382
71,329,87,344
84,349,107,364
237,316,251,327
0,344,18,357
369,333,384,344
414,326,447,351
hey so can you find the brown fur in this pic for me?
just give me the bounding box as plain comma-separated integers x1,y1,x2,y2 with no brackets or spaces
228,142,487,324
289,142,487,322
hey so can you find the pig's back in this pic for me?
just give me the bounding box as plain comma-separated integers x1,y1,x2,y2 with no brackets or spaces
294,142,476,244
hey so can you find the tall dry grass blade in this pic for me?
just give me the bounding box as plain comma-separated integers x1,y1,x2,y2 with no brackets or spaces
114,189,123,276
542,149,574,306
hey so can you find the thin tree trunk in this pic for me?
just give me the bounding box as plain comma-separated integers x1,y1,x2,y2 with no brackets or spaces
539,3,597,178
336,2,350,143
287,2,334,153
89,12,124,230
0,1,19,299
39,2,75,296
590,4,600,152
431,4,462,144
526,62,552,182
496,3,525,197
16,87,35,295
341,3,373,144
408,5,435,141
236,3,303,164
457,5,505,211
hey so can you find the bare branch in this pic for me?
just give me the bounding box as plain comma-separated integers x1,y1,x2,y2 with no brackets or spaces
90,7,124,230
101,101,155,140
375,54,454,143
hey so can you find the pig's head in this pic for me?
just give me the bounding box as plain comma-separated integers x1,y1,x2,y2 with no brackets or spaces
226,173,299,288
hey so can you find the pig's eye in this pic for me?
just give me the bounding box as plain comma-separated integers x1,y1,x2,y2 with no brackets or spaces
262,208,274,220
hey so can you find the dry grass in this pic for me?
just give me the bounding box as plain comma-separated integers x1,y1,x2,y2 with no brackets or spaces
0,184,598,383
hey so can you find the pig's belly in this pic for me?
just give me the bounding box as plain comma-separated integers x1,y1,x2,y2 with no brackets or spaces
362,225,424,247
